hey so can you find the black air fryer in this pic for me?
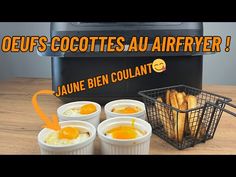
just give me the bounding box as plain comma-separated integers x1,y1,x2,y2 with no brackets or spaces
39,22,204,104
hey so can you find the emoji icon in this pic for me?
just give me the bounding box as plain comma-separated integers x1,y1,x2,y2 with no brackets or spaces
152,59,166,73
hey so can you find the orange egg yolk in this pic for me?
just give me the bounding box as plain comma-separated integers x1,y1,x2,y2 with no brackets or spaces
116,107,139,114
79,104,97,114
58,127,79,140
108,126,137,139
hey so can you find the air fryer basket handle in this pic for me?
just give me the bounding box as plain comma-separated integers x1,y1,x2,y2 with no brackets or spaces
193,99,236,145
204,100,236,117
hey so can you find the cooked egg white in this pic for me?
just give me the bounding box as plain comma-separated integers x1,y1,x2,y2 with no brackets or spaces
63,103,97,116
105,125,146,140
63,107,81,116
111,105,141,114
44,126,90,145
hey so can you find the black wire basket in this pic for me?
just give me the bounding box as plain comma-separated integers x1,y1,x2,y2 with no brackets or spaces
139,85,236,150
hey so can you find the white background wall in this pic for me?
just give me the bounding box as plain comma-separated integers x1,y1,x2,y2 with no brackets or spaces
203,23,236,85
0,22,235,85
0,23,50,80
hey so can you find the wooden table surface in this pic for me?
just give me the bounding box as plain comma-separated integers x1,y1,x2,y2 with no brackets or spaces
0,77,236,154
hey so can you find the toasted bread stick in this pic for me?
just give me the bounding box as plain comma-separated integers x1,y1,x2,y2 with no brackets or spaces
170,91,179,141
187,95,198,137
171,89,178,96
166,90,171,105
157,97,163,103
166,90,173,121
187,95,197,110
182,92,186,97
170,90,179,109
178,101,187,143
184,95,188,102
156,97,174,139
177,92,185,107
156,97,165,125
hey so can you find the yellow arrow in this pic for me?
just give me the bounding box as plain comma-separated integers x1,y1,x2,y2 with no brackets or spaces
32,90,61,131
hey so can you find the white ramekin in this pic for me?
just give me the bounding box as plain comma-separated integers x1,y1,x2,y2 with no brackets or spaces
38,121,96,155
97,117,152,155
104,99,146,120
57,101,101,128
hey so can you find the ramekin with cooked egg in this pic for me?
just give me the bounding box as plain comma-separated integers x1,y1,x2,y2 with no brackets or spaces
38,121,96,155
104,99,146,120
97,117,152,155
57,101,101,128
